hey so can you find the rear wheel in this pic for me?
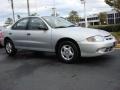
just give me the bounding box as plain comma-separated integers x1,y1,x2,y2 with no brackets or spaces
5,40,17,56
0,44,3,48
57,41,80,63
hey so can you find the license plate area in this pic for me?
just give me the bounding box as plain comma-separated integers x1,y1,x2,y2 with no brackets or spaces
113,42,117,47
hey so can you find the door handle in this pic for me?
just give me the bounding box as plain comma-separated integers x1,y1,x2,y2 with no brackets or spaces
9,33,12,35
27,33,31,36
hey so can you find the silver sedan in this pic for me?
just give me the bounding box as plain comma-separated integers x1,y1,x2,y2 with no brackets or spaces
3,16,116,63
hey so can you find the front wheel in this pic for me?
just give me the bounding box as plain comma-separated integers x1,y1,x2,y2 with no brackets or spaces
57,41,80,64
5,40,17,56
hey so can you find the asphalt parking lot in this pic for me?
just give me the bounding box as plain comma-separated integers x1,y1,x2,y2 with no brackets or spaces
0,47,120,90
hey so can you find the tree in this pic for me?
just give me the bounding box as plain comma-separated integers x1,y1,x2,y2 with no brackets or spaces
105,0,120,12
4,18,13,27
98,12,107,25
30,13,38,16
17,15,21,19
67,10,80,24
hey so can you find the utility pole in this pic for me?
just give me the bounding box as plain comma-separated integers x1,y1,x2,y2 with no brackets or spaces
81,0,88,27
113,0,116,24
52,0,57,17
9,0,15,23
27,0,30,16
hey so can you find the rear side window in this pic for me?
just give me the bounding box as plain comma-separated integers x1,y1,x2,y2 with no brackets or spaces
12,18,29,30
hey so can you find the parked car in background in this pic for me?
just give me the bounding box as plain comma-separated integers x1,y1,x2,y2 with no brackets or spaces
0,27,4,47
3,16,116,63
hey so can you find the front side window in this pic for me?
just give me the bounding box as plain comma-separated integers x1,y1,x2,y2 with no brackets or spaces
28,17,48,30
12,18,29,30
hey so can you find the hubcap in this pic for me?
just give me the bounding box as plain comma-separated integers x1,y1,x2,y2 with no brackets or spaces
61,45,74,61
6,42,12,54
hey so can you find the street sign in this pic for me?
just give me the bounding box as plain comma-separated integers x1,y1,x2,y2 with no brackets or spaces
81,0,85,4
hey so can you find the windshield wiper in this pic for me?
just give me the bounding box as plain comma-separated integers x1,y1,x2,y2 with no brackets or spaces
67,25,75,27
55,26,67,28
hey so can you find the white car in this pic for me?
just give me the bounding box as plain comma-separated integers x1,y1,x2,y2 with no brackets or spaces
3,16,116,63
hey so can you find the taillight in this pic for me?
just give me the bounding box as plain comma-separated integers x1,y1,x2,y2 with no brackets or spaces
0,32,3,38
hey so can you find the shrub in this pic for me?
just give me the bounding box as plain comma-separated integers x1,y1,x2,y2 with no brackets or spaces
89,24,120,32
111,32,120,44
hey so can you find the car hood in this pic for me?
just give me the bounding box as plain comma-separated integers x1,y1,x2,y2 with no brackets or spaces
53,27,111,41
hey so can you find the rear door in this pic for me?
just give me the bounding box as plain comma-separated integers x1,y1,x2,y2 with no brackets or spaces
9,18,29,48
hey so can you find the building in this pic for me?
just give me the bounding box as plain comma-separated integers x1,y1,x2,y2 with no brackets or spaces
107,10,120,24
79,14,100,27
79,10,120,27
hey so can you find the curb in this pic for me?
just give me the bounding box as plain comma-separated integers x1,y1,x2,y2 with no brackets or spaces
115,44,120,48
115,48,120,49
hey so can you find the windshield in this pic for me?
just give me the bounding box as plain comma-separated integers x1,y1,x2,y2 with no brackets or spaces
42,17,75,28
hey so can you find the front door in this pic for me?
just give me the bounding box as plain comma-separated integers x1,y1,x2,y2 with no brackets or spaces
26,17,52,51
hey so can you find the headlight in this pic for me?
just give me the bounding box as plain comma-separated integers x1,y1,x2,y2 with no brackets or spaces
86,35,104,42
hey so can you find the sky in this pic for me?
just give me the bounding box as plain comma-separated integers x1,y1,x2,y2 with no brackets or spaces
0,0,112,26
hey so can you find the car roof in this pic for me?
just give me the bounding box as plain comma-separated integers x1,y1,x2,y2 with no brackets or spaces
20,16,56,19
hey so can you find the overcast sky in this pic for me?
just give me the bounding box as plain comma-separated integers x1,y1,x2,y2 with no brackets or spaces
0,0,112,25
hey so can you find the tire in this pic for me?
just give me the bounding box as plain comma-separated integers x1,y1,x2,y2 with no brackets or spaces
0,44,3,48
5,40,17,56
57,41,80,64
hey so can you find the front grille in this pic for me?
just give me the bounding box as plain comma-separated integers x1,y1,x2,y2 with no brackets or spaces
105,47,113,52
97,46,114,53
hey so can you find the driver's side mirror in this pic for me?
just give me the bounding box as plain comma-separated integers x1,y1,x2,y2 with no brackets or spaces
38,25,48,31
38,27,48,30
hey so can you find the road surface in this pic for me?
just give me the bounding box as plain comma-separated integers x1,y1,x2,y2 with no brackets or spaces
0,48,120,90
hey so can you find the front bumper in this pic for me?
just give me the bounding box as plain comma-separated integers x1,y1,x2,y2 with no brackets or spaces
78,39,116,57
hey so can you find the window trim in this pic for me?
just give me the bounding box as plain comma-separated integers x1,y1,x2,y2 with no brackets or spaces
27,17,48,31
11,18,30,30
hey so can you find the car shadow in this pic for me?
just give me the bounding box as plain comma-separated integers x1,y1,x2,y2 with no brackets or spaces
0,49,114,67
76,55,113,66
0,46,3,48
0,50,115,84
9,50,114,65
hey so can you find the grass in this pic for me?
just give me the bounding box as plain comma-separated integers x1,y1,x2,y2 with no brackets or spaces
111,32,120,48
111,32,120,42
111,32,120,38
